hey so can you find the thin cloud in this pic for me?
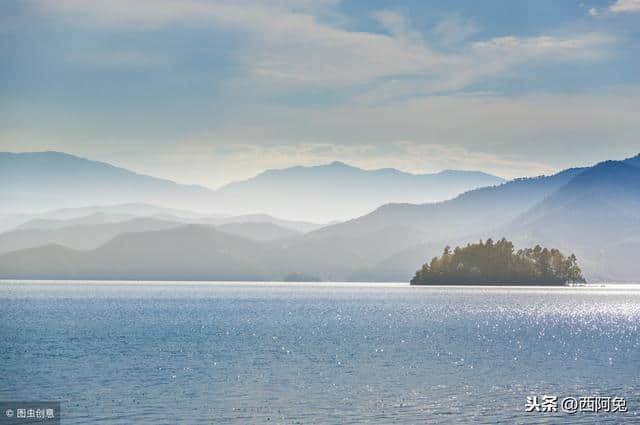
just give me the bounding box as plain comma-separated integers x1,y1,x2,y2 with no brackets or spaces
4,86,640,186
34,0,616,96
471,33,614,60
609,0,640,13
431,14,480,46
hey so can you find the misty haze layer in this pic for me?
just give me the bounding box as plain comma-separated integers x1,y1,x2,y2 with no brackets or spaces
1,152,638,282
0,152,504,222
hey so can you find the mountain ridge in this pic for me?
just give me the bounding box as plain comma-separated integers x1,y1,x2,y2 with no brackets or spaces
2,154,638,282
1,151,505,222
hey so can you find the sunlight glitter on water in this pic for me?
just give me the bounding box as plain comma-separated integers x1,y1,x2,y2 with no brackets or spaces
2,281,639,424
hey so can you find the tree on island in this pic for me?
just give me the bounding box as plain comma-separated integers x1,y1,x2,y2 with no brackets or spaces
410,238,586,285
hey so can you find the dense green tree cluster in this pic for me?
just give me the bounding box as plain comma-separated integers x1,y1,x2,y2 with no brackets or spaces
411,238,586,285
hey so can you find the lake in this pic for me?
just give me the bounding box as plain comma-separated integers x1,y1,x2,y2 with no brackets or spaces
1,281,639,424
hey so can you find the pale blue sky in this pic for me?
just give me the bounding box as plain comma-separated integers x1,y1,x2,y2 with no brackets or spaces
2,0,639,187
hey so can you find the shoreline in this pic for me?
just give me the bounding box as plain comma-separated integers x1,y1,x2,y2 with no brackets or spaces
1,279,639,290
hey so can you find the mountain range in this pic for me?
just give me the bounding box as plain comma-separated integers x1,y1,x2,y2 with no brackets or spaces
0,217,303,255
1,151,213,214
0,203,324,234
0,151,504,222
501,159,640,281
213,161,504,222
1,153,638,282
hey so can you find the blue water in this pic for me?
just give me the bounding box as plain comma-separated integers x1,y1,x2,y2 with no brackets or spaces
1,281,639,424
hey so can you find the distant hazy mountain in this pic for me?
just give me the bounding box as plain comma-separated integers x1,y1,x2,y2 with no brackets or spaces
0,202,324,234
266,165,584,281
308,167,585,243
0,225,272,280
501,159,640,281
0,203,214,232
27,203,211,221
0,217,181,255
214,161,505,222
362,155,640,282
0,203,198,233
216,222,301,242
0,152,215,214
0,216,304,255
208,214,323,233
15,213,137,231
1,151,504,222
0,156,581,278
283,155,640,282
2,154,638,282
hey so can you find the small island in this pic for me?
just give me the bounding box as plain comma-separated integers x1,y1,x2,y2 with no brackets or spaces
411,238,586,286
